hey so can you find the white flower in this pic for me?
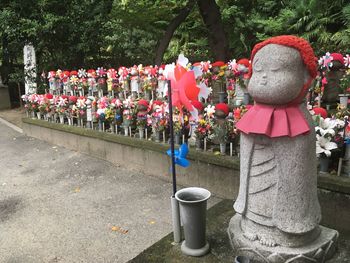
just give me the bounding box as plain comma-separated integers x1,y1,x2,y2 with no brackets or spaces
316,134,338,157
97,108,105,115
204,105,215,119
192,65,203,78
319,117,345,130
76,99,86,108
163,63,175,80
198,81,212,100
177,54,189,68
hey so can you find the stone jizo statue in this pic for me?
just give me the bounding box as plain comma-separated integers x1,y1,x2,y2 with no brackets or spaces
228,35,338,262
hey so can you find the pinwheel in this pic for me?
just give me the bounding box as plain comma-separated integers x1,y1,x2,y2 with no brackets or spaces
167,143,190,168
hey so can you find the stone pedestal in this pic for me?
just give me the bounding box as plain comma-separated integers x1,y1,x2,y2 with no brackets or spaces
228,215,338,263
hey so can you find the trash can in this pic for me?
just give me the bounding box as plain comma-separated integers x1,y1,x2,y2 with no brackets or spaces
175,187,211,257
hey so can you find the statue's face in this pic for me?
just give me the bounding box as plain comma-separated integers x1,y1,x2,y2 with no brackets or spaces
248,44,309,105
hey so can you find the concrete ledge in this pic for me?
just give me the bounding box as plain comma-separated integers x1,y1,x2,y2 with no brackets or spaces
22,118,350,198
22,118,240,199
317,173,350,195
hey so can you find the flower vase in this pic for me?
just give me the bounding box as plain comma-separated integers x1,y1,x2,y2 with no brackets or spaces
218,92,226,103
26,111,29,118
339,94,348,107
220,143,226,155
68,118,73,126
144,90,152,101
31,111,35,119
243,93,250,105
59,115,64,124
319,156,330,173
195,138,204,150
98,121,103,131
175,133,181,145
124,126,129,136
154,131,162,143
139,128,144,139
36,112,42,120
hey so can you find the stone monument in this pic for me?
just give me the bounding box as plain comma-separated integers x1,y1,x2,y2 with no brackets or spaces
227,35,338,262
23,43,37,94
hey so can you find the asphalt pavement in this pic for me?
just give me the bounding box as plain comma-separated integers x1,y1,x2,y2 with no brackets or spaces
0,119,219,263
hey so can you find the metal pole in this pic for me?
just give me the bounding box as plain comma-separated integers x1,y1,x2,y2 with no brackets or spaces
168,79,181,243
168,80,177,195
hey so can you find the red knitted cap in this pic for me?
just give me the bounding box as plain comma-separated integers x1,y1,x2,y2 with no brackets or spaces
313,107,327,119
212,61,226,67
249,35,317,103
69,96,77,103
237,58,250,68
331,53,345,65
45,93,53,99
138,99,149,108
152,100,163,106
215,103,229,116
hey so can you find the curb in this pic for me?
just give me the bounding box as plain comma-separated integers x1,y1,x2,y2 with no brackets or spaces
0,117,23,134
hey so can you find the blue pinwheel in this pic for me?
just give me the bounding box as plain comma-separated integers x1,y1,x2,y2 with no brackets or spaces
167,143,190,168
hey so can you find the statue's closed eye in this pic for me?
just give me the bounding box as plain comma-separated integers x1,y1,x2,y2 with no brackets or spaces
254,63,262,72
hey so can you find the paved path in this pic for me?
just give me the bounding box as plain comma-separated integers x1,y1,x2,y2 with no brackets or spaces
0,120,220,262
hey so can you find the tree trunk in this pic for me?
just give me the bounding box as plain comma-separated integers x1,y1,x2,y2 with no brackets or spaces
197,0,229,61
154,1,196,65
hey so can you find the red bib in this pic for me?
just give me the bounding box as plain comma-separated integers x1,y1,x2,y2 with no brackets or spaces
236,103,310,137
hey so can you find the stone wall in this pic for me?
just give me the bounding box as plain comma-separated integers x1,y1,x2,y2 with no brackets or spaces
22,118,350,204
22,118,240,199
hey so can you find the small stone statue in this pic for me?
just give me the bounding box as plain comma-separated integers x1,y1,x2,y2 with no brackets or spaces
214,103,229,154
322,53,345,106
228,35,338,262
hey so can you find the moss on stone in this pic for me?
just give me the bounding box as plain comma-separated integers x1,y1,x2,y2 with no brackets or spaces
318,173,350,195
22,118,240,170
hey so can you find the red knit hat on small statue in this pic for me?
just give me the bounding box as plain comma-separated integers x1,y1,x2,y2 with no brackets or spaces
313,107,328,119
215,103,229,116
249,35,317,103
331,53,345,66
138,99,149,108
212,61,226,67
237,58,250,68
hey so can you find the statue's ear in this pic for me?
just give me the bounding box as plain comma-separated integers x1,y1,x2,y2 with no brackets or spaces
303,67,310,85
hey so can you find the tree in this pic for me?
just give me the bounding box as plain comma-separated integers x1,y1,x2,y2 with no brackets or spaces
197,0,229,61
154,1,196,65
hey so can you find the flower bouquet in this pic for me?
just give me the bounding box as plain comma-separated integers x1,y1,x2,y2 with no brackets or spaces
122,97,136,136
315,117,345,172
